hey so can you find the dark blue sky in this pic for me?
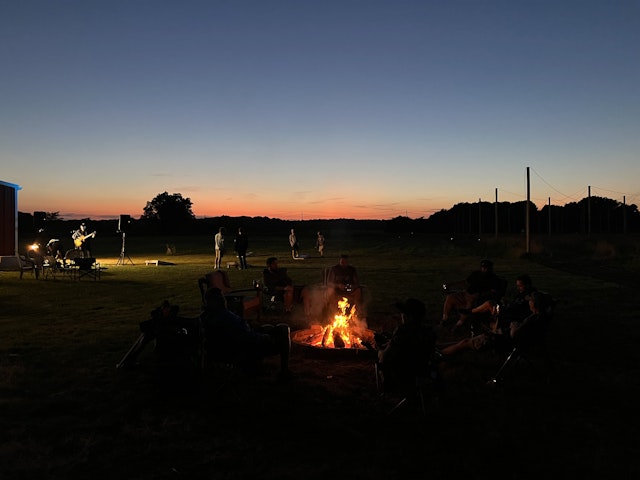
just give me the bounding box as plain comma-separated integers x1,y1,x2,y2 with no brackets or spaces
2,1,639,220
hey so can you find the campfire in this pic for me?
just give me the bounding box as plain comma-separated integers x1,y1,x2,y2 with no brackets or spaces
292,298,376,354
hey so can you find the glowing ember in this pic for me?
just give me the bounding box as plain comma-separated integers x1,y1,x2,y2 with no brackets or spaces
297,297,369,349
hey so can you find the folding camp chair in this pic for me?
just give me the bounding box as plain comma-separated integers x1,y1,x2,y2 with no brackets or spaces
198,270,262,319
375,356,443,416
73,257,101,280
487,292,556,386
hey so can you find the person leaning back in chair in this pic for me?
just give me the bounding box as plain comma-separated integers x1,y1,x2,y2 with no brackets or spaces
200,287,293,382
326,254,362,308
457,273,537,329
439,290,551,358
441,259,504,331
377,298,438,393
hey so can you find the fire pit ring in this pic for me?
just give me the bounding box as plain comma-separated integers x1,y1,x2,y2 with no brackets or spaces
292,324,378,360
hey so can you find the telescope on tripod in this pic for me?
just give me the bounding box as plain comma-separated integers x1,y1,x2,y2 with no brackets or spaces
116,214,134,266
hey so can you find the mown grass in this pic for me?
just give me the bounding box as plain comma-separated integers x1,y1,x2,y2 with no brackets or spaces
1,232,639,479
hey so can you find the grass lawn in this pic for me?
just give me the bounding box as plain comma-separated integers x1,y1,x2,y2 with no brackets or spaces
1,232,639,479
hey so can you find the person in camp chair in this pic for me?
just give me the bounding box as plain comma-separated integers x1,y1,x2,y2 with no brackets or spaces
198,269,261,318
439,291,551,357
377,298,438,393
326,254,362,309
263,257,296,313
441,259,505,331
201,287,293,382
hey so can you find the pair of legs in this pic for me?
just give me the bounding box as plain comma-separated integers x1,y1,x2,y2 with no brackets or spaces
269,285,295,312
442,291,478,327
214,249,223,269
237,252,247,269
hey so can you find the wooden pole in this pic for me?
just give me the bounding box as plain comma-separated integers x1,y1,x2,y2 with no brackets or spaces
526,167,530,253
494,188,498,238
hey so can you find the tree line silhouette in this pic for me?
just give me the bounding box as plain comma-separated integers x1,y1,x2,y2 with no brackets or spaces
18,193,640,240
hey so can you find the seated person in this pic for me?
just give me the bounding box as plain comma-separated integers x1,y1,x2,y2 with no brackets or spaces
263,257,315,317
439,291,551,358
441,259,506,330
377,298,437,392
198,270,260,317
201,287,292,381
263,257,295,312
459,273,536,333
45,239,66,264
326,254,363,308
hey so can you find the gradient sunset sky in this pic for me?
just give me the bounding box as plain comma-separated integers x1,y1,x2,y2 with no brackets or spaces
2,1,639,221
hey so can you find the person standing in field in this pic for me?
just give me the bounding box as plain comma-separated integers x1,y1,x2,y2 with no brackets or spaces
214,227,225,269
289,228,299,258
234,227,249,270
316,231,325,257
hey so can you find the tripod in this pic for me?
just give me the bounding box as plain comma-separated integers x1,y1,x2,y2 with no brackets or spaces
116,231,134,265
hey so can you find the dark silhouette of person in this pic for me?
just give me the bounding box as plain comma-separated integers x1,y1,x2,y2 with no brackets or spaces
234,227,249,269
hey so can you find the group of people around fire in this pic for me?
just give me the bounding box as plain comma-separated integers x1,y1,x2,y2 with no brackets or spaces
198,223,553,391
119,224,553,395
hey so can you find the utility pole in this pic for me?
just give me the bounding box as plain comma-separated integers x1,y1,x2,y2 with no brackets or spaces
494,188,498,238
587,186,591,236
525,167,530,254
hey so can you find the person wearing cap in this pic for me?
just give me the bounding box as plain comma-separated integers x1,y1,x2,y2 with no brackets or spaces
201,287,293,382
377,298,437,393
441,259,505,331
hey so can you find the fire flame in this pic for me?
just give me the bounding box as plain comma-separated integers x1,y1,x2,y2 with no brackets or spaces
321,297,358,348
295,297,367,349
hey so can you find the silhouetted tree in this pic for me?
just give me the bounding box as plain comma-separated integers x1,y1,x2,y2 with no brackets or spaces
142,192,195,233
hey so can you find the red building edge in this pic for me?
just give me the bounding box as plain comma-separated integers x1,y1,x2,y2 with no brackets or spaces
0,180,24,271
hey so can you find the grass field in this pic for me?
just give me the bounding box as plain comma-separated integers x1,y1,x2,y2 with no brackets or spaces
1,232,639,479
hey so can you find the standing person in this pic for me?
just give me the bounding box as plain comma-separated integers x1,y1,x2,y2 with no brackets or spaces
234,227,249,270
71,223,95,258
288,228,299,259
315,231,325,257
214,227,225,270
